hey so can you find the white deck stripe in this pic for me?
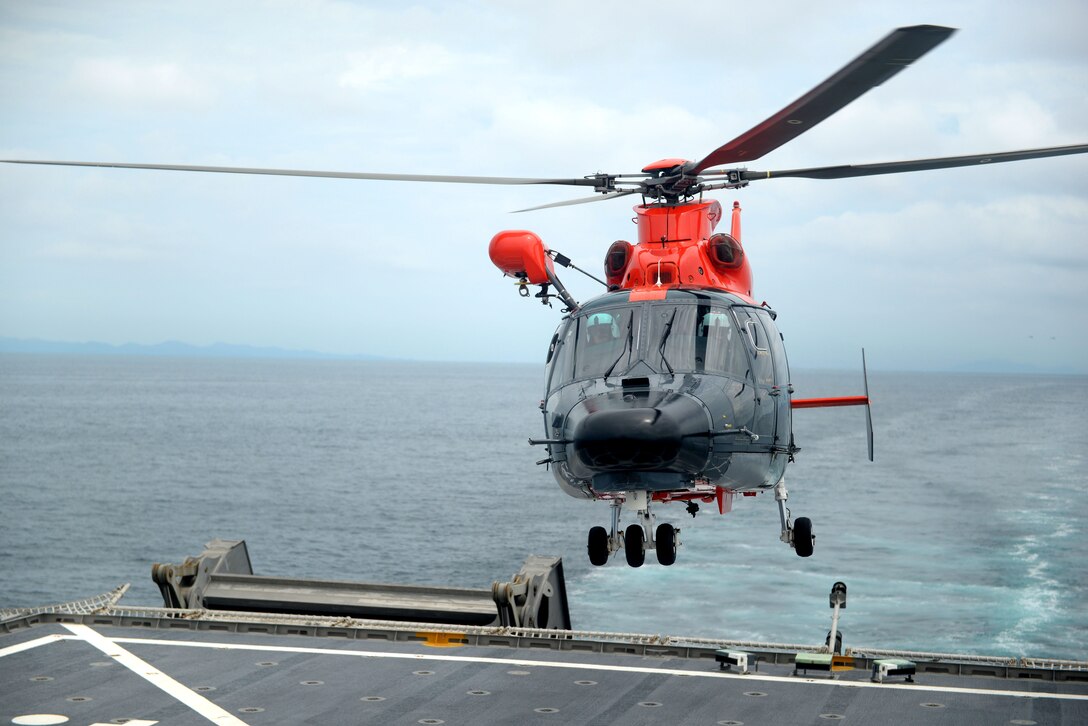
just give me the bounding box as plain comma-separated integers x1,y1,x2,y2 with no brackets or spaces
62,625,250,726
0,634,70,658
107,635,1088,703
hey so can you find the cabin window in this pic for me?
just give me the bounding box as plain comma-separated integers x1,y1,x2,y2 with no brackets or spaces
753,308,789,385
734,308,775,387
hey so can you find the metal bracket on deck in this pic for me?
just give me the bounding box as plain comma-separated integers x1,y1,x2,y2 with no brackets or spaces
153,539,570,630
491,555,570,629
152,538,253,609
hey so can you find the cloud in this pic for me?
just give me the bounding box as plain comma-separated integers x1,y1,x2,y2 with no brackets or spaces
70,57,213,109
337,43,457,93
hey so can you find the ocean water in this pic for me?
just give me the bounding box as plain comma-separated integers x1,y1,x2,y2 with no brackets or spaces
1,354,1085,660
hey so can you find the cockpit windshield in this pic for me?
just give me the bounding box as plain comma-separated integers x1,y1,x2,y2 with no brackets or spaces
548,307,635,387
648,303,748,377
548,301,754,389
574,309,635,379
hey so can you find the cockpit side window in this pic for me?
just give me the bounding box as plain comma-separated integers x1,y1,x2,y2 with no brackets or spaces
548,318,577,390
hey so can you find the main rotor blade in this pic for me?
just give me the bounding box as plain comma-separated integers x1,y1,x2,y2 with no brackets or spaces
691,24,956,174
0,159,603,187
741,143,1088,181
514,190,639,213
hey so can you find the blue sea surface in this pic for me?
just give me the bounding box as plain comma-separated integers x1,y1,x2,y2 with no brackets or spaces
1,354,1085,660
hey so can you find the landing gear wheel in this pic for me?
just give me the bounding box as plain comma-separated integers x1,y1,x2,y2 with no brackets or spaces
793,517,814,557
655,523,677,566
624,524,645,568
588,526,609,566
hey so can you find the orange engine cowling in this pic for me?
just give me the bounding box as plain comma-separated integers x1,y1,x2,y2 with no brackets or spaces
488,230,554,285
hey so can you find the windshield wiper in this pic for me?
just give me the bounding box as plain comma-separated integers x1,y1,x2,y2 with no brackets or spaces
658,308,677,374
603,314,633,378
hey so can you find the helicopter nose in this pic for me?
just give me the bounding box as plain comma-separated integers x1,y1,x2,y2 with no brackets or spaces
571,407,683,470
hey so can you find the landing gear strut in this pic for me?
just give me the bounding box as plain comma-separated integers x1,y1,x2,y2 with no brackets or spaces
776,480,814,557
586,491,680,567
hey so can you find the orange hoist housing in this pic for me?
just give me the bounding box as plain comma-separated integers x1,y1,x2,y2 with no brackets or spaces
488,229,554,285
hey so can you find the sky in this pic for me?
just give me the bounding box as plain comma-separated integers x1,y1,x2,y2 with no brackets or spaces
1,0,1086,372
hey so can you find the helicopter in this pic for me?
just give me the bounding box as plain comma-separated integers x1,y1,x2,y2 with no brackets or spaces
4,24,1086,568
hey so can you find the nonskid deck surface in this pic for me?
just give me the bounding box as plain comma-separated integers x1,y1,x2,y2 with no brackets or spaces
2,611,1087,726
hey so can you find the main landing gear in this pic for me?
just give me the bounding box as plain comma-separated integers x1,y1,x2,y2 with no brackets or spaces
587,491,680,567
587,482,813,564
776,480,814,558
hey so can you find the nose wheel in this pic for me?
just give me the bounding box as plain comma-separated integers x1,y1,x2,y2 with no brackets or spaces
624,524,645,567
586,492,680,567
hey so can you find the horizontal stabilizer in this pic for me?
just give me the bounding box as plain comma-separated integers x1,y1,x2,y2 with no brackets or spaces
791,395,869,409
792,350,874,461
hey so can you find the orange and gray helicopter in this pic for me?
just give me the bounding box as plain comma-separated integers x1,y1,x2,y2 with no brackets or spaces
5,25,1086,567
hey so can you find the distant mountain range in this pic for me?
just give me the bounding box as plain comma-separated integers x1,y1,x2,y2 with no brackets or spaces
0,337,384,361
944,359,1078,375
